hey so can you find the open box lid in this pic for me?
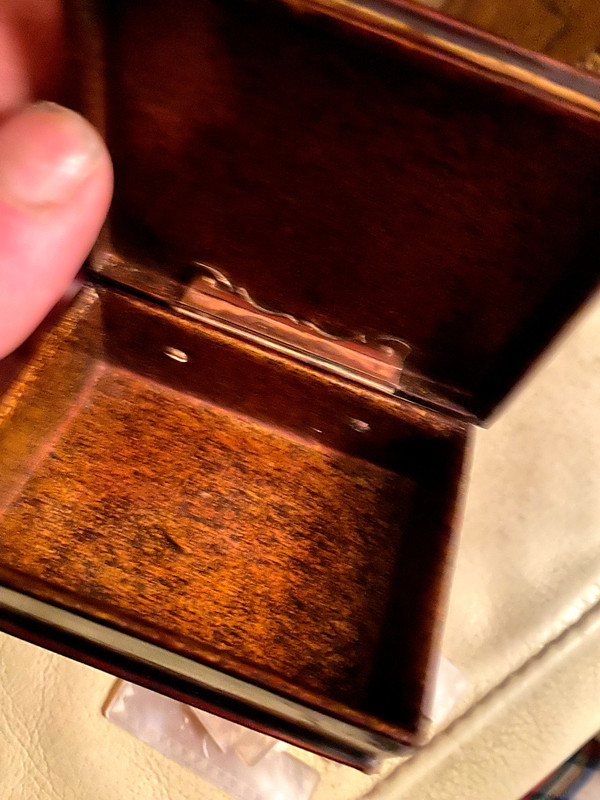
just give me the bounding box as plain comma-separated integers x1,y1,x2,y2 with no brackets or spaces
78,0,600,422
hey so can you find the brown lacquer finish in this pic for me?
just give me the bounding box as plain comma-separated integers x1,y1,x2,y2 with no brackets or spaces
0,288,467,755
87,0,600,419
2,0,600,771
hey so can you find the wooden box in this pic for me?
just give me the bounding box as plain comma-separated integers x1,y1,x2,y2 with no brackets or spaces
2,0,600,772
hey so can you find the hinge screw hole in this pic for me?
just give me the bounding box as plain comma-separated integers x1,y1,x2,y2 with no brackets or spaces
164,346,188,363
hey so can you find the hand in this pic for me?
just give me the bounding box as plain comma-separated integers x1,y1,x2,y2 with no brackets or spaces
0,0,113,359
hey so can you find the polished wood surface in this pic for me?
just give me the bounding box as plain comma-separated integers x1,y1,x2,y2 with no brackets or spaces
87,0,600,420
0,287,467,748
2,0,600,769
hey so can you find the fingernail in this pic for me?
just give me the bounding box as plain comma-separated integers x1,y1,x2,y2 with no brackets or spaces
0,102,105,211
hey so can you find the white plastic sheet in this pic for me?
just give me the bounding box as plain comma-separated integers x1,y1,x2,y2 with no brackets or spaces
105,681,319,800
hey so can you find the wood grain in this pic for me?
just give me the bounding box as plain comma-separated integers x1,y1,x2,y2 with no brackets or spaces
92,0,600,419
0,288,467,744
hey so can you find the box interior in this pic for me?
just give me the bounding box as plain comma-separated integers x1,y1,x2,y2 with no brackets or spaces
0,286,466,742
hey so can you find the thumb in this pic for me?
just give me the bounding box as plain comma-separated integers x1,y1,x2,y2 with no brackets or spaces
0,102,113,359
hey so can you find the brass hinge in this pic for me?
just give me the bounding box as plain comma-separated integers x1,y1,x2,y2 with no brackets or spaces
177,263,409,395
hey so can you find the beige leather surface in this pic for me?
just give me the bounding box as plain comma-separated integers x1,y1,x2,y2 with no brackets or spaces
2,293,600,799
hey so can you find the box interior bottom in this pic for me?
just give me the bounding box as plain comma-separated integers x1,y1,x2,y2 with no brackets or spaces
0,285,467,741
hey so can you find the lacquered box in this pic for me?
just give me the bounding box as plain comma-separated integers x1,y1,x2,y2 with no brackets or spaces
1,0,600,772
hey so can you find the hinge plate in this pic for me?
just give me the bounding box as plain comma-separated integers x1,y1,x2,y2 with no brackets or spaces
177,264,409,394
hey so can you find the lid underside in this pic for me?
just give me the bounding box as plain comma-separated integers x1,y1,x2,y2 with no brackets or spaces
83,0,600,420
